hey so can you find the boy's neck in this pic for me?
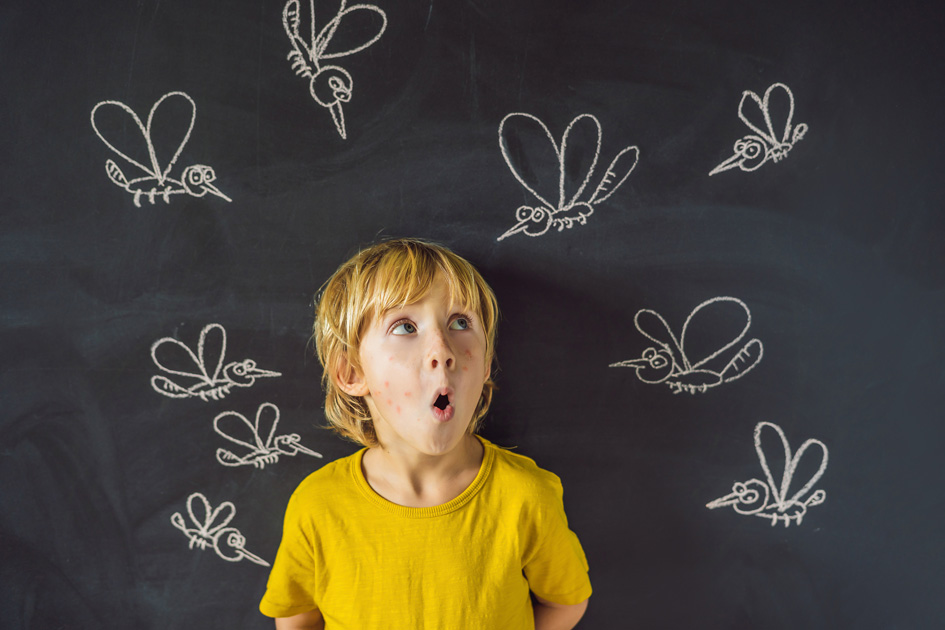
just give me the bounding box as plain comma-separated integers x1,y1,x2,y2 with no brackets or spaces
361,434,484,508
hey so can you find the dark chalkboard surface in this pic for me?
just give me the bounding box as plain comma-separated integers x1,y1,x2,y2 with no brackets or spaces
3,0,944,627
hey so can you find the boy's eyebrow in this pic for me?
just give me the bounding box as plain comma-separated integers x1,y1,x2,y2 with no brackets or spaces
375,301,477,320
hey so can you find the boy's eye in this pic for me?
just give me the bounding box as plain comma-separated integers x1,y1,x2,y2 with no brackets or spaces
391,321,417,335
450,317,469,331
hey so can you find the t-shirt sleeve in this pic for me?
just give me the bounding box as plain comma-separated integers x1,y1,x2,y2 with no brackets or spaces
259,491,320,618
522,473,593,606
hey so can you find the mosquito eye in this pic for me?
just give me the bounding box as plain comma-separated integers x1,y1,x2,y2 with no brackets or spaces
735,138,763,159
188,169,204,185
514,206,534,221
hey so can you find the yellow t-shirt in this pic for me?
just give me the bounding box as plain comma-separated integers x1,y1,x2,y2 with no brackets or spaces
259,436,591,628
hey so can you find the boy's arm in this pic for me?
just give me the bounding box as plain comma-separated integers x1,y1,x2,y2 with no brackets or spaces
533,594,589,630
274,609,324,630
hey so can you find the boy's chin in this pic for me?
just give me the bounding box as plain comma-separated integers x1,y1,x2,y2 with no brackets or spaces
417,428,473,456
400,424,475,457
372,411,476,457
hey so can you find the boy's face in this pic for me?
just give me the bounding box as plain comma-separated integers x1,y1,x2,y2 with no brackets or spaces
349,272,490,457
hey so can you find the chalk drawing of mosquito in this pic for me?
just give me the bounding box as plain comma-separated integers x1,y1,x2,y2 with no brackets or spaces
609,296,763,394
709,82,808,176
283,0,387,139
497,112,639,241
150,323,280,402
90,92,231,207
707,421,828,527
214,402,323,469
171,492,270,566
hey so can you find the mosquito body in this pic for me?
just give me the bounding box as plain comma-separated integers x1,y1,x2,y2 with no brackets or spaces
150,323,281,402
497,112,639,241
283,0,387,139
706,422,828,528
710,82,807,176
214,403,323,469
171,492,269,566
609,296,763,394
91,92,230,206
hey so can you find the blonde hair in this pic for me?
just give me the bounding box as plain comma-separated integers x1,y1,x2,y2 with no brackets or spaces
313,238,499,447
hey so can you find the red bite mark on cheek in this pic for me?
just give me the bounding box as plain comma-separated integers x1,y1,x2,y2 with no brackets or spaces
403,391,411,398
462,366,469,372
396,405,401,414
464,350,472,359
386,399,393,406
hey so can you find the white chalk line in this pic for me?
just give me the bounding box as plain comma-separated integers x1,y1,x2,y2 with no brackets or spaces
497,112,639,240
90,92,231,206
609,296,763,394
151,323,281,402
706,421,828,527
709,82,808,176
283,0,387,139
215,402,322,468
170,492,270,566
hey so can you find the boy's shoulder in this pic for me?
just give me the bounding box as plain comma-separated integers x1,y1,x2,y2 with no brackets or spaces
483,437,564,499
287,448,363,508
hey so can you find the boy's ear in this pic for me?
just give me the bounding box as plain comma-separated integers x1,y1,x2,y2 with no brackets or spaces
334,354,370,397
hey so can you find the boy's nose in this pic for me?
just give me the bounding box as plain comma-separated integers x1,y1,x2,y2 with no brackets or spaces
427,329,455,370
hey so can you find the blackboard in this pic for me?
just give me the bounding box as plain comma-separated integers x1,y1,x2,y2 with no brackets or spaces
3,0,944,627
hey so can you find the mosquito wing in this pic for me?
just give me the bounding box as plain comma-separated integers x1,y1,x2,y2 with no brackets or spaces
150,375,194,398
753,422,828,511
151,337,206,382
679,297,753,371
634,308,687,371
590,145,639,204
737,83,799,147
253,402,282,450
186,492,236,537
314,3,387,62
214,410,266,453
498,113,563,212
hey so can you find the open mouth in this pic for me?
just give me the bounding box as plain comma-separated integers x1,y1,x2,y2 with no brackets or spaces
433,393,450,411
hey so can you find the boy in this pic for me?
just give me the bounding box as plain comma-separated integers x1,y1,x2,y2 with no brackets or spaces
260,238,591,629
